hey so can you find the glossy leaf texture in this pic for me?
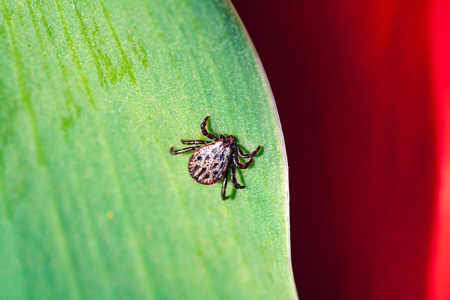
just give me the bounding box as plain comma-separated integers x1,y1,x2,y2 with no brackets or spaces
0,0,296,299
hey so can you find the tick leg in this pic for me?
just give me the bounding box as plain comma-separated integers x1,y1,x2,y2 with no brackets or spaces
230,165,245,189
180,139,207,145
235,145,261,158
170,146,199,155
218,134,226,140
233,153,253,169
221,168,229,200
201,116,218,140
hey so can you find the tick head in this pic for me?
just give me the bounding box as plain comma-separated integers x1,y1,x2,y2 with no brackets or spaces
225,135,235,146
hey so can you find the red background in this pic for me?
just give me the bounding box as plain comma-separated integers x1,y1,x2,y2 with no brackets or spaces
232,1,450,299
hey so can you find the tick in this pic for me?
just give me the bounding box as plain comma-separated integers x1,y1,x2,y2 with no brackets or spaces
170,115,262,200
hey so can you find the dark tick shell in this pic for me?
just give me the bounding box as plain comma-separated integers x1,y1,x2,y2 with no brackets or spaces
188,141,232,185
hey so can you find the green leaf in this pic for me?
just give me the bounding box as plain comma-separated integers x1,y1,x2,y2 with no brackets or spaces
0,0,296,299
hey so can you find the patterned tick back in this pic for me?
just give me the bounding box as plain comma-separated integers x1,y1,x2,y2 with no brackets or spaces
188,141,232,185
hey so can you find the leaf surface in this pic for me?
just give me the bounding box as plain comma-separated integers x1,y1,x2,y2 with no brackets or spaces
0,0,296,299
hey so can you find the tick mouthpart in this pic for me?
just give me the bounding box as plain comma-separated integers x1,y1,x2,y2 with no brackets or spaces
225,135,235,146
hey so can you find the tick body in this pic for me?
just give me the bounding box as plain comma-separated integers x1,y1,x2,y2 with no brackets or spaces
170,115,261,200
188,141,231,185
